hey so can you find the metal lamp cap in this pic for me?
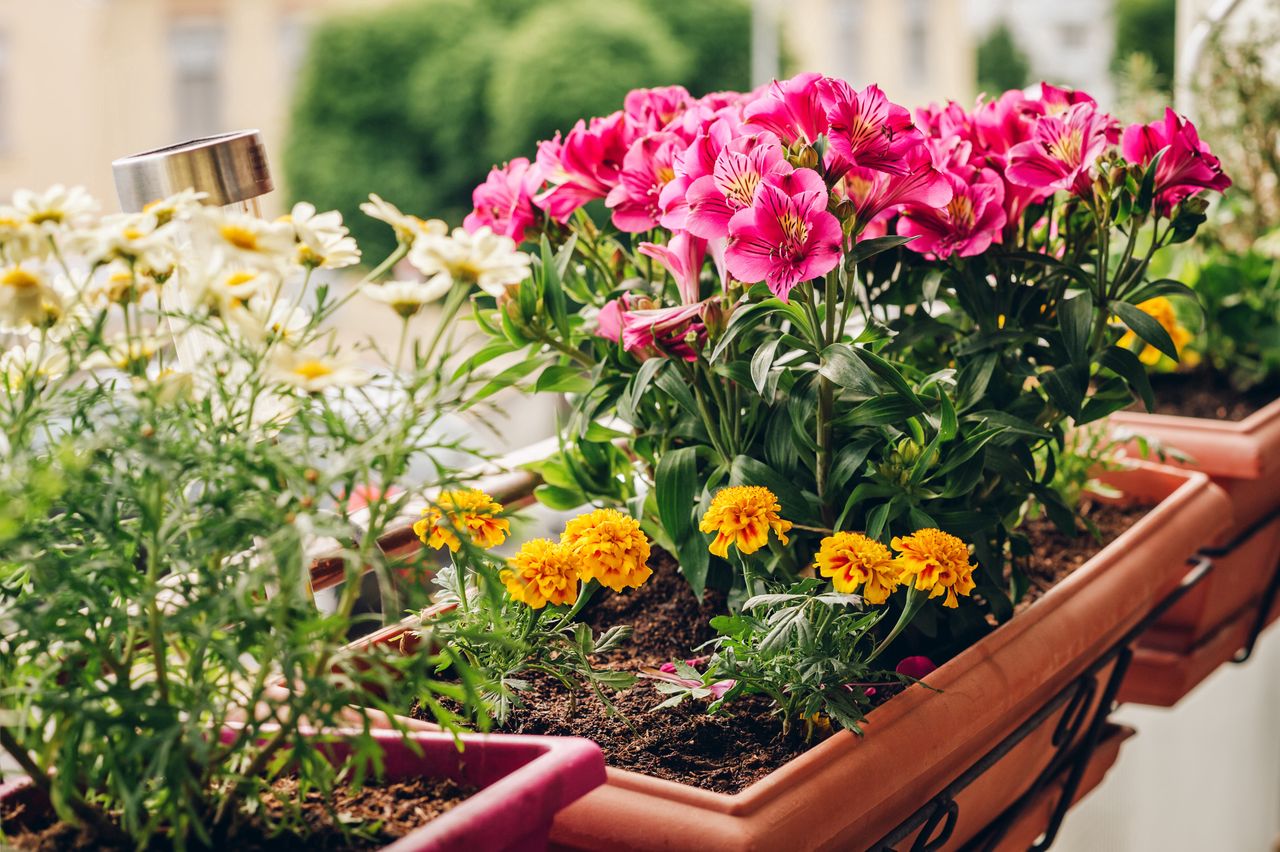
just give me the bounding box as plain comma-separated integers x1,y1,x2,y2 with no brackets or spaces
112,130,273,213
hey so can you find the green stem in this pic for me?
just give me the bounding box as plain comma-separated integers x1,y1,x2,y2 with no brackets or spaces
420,285,468,368
867,585,924,664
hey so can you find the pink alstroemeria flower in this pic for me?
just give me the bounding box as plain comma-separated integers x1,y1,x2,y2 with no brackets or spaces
899,168,1007,259
658,115,745,230
535,110,633,222
1034,82,1097,116
638,231,717,303
743,71,830,145
625,85,693,134
819,79,923,177
685,131,790,240
606,131,687,233
725,168,843,301
1121,108,1231,214
838,146,953,233
1006,102,1116,196
594,294,631,344
620,231,725,361
463,157,542,244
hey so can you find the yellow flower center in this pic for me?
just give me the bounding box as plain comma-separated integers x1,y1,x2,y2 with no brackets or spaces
28,210,64,225
947,195,975,229
225,270,257,290
2,268,41,290
1049,129,1084,165
293,360,333,381
220,224,260,251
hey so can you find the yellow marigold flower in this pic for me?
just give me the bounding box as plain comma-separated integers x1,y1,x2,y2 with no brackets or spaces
891,528,977,609
412,488,510,553
815,531,900,605
1116,297,1193,366
699,485,792,558
560,507,653,592
501,538,581,609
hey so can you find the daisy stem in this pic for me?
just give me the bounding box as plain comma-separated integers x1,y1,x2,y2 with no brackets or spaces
359,243,409,287
420,285,468,369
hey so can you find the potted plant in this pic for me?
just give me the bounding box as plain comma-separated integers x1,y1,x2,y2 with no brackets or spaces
328,74,1231,849
2,729,606,852
0,186,604,849
1106,23,1280,704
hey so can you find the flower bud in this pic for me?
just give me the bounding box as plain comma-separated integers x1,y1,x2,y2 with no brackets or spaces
792,145,820,170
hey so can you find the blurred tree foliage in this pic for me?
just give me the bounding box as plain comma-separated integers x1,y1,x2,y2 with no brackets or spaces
976,22,1030,96
1112,0,1176,91
286,0,751,259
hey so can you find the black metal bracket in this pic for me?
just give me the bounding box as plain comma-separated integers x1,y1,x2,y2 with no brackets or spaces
1198,501,1280,665
869,556,1214,852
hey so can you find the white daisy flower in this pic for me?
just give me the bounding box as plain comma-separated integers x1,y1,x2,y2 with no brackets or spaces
269,348,367,393
226,295,311,345
200,209,294,269
0,340,68,389
282,202,362,270
82,332,163,373
0,261,61,328
80,212,177,273
202,268,280,314
359,277,452,318
12,185,98,233
360,194,447,246
407,226,531,297
142,189,206,226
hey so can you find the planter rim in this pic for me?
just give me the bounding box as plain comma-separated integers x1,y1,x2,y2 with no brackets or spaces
1109,395,1280,480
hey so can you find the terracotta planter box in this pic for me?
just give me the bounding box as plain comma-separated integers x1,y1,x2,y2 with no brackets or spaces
1111,397,1280,704
348,463,1226,851
0,729,606,852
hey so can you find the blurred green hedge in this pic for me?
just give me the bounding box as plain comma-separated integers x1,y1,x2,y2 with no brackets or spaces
285,0,751,259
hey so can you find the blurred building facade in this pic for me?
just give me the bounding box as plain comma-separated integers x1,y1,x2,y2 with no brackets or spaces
782,0,976,107
0,0,387,212
968,0,1116,104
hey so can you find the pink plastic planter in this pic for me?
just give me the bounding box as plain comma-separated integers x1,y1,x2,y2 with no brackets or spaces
0,729,606,852
1111,396,1280,705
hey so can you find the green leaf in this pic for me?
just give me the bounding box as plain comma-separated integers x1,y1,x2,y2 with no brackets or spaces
1098,345,1155,412
1126,278,1199,311
937,390,957,442
819,343,877,393
1113,301,1180,361
534,484,583,510
750,337,782,395
655,369,701,419
835,396,922,427
452,340,516,382
534,364,591,394
540,237,571,339
583,422,630,442
1059,292,1093,361
1041,364,1087,419
468,359,540,404
1135,147,1167,213
866,499,894,540
853,347,925,412
847,235,914,266
656,447,699,550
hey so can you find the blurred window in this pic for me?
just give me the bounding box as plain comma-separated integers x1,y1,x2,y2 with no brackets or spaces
1057,21,1090,51
904,0,929,87
833,0,863,83
170,20,225,140
280,15,310,91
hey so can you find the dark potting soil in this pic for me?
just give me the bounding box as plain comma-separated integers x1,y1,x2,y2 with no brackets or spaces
1017,501,1153,610
1134,371,1280,421
0,776,476,851
418,503,1147,795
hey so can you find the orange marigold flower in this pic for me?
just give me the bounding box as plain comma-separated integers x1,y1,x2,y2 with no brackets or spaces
501,538,581,609
412,488,510,553
891,528,977,609
560,507,653,592
698,485,792,558
814,531,900,604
